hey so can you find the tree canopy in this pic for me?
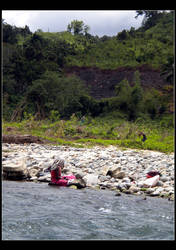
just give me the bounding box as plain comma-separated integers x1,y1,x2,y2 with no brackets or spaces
67,20,90,35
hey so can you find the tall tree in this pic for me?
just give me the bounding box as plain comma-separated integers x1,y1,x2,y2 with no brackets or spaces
135,10,164,30
67,20,90,35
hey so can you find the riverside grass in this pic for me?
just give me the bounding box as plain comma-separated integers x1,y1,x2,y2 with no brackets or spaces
2,114,174,153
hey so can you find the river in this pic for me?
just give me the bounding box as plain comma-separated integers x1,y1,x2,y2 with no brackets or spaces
2,180,174,240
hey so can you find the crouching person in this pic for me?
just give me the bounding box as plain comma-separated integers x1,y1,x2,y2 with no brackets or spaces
48,157,86,189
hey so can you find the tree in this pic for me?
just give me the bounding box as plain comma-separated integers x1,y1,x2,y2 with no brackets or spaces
160,56,174,84
116,29,129,41
143,88,160,119
67,20,90,35
129,27,136,38
129,71,144,120
114,71,144,120
3,22,31,44
131,71,143,105
3,23,18,44
26,71,89,119
53,39,76,67
135,10,164,30
115,78,132,112
84,25,90,35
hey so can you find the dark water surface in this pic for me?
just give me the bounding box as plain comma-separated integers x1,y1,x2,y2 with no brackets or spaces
2,181,174,240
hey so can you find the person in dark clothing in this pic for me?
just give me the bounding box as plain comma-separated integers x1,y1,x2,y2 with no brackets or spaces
138,131,147,142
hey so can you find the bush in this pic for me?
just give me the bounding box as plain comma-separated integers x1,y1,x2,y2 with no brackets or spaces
26,71,90,119
112,71,144,121
49,110,60,122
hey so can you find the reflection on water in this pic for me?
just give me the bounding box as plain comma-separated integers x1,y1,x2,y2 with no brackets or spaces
2,181,174,240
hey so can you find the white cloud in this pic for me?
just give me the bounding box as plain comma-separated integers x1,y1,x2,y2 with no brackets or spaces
2,10,143,36
2,11,38,27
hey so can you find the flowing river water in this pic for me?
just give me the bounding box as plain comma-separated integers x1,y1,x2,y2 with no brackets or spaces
2,180,174,240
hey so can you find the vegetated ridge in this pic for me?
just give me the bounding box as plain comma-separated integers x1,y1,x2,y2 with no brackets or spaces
2,11,174,121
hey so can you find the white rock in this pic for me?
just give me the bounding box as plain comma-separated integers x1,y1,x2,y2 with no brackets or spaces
122,177,131,183
150,190,160,196
83,174,99,186
156,187,164,193
160,176,169,182
29,176,38,181
129,185,140,193
142,175,160,188
3,158,28,180
99,175,109,182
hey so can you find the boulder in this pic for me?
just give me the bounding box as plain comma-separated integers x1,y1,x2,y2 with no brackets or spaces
101,166,110,176
138,175,160,188
160,176,169,182
116,183,127,191
122,177,131,183
168,194,174,201
106,165,125,179
150,190,160,196
145,188,153,194
164,187,174,194
156,180,163,186
122,189,132,194
99,175,109,182
3,158,28,180
74,170,86,179
115,191,121,196
83,174,99,186
155,187,164,193
142,175,160,188
28,168,40,178
115,171,126,179
29,176,38,181
129,185,140,193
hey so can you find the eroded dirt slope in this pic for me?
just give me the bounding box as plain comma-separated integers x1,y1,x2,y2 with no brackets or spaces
65,65,169,99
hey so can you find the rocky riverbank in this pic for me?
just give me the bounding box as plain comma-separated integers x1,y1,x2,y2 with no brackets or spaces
2,143,174,200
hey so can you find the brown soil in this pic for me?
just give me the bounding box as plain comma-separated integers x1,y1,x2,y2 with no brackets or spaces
64,65,169,99
2,134,44,144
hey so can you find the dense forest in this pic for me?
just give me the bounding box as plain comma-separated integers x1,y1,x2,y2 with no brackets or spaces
2,11,174,123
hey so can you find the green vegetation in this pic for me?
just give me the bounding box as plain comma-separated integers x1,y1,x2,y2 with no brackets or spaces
2,11,174,153
2,112,174,153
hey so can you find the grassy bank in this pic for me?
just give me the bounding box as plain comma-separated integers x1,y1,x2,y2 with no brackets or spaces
2,113,174,153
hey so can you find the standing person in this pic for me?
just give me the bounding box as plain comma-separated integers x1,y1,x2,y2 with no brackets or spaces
48,157,86,188
138,131,147,142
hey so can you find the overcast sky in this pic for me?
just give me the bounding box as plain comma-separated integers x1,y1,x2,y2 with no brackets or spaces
2,10,144,37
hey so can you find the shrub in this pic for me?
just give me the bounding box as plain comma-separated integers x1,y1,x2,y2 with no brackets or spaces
49,110,60,122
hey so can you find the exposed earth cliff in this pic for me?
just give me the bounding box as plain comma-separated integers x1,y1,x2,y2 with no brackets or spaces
65,65,169,99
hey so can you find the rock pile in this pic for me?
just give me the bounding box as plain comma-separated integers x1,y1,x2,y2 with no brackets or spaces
2,143,174,200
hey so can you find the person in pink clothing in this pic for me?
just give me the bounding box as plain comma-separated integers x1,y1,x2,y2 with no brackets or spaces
48,158,86,188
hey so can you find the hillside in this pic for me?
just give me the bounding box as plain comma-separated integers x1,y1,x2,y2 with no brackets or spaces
36,12,173,70
2,11,174,121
